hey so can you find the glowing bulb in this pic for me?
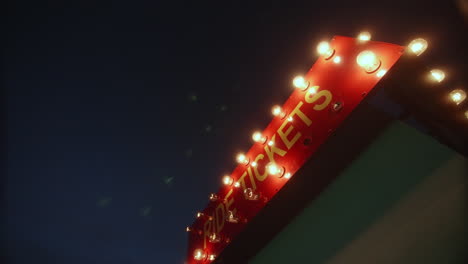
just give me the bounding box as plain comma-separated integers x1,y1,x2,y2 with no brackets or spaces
317,41,334,58
193,249,206,261
209,193,218,201
252,131,267,144
266,162,285,177
308,86,318,94
333,56,341,64
430,69,445,83
449,89,466,105
196,212,203,218
251,161,257,167
408,38,428,56
186,226,192,232
287,116,293,122
208,254,216,261
272,105,286,118
236,153,249,165
376,69,387,78
356,50,381,73
293,76,309,90
234,182,240,188
222,175,233,186
267,140,274,146
284,172,292,179
357,31,371,42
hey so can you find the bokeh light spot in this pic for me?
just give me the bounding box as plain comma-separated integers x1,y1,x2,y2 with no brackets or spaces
97,197,112,207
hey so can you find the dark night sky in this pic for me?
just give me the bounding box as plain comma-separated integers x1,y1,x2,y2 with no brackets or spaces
4,0,467,263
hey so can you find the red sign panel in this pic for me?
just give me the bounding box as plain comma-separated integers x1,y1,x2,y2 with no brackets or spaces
187,36,404,263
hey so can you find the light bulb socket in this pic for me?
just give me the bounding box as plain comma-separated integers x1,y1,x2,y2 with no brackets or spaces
226,211,239,223
243,188,259,201
324,49,335,60
332,102,343,112
300,81,310,90
370,60,382,74
209,193,219,202
209,233,221,243
276,167,286,177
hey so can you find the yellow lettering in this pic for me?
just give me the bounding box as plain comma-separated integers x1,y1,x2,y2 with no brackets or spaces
264,135,287,163
278,119,301,150
211,214,216,233
290,101,312,126
247,167,257,188
203,219,211,249
215,203,225,233
238,170,256,191
224,189,236,215
305,89,332,111
253,154,268,181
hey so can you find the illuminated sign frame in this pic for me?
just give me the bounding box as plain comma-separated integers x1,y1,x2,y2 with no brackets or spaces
185,33,466,263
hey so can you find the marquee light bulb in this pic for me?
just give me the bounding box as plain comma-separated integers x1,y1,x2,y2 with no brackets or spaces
196,212,204,218
266,162,285,177
308,86,318,94
408,38,428,56
236,153,249,165
430,69,445,83
208,254,216,261
267,140,274,146
272,105,286,118
251,161,257,167
234,182,240,188
293,75,309,90
222,175,233,186
376,69,387,78
357,31,371,42
193,249,206,261
317,41,334,59
186,226,192,232
449,89,466,105
252,131,267,144
356,50,381,73
333,56,341,64
284,172,292,179
287,116,294,122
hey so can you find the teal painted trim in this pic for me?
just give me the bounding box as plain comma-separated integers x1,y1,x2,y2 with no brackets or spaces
250,122,462,264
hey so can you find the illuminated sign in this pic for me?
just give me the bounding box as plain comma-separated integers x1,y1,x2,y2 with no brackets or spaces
186,35,405,263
